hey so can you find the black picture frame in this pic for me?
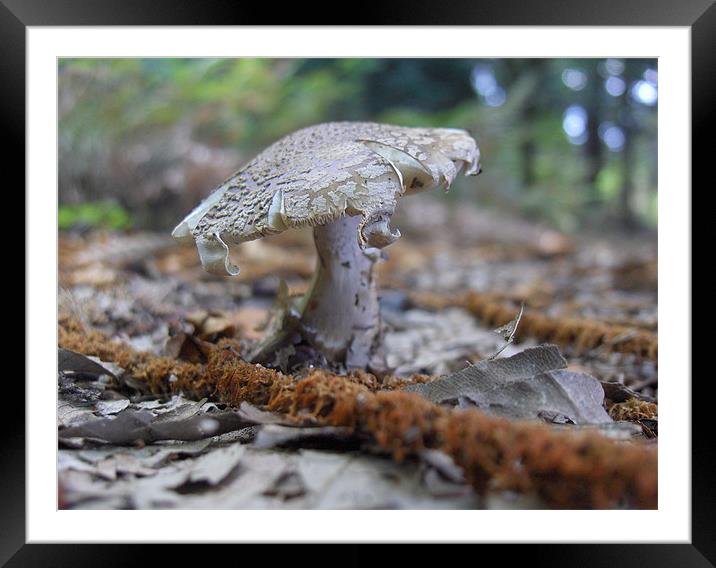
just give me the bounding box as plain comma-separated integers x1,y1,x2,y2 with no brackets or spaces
8,0,707,564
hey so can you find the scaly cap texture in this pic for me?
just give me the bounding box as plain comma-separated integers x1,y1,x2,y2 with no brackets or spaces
173,122,480,275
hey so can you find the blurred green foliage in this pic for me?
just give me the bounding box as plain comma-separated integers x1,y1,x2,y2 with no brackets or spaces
58,200,132,230
59,58,657,232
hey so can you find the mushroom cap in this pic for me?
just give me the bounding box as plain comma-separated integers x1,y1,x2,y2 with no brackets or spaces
172,121,480,275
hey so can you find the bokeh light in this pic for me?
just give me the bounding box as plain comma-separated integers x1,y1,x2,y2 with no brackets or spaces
644,68,658,86
563,105,588,145
605,76,626,97
599,122,626,151
485,86,506,107
471,65,506,107
562,68,587,91
605,58,625,76
631,80,658,106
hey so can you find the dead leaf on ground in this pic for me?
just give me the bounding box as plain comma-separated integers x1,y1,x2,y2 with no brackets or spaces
58,407,254,446
601,381,656,403
253,424,360,450
262,468,307,501
405,345,612,424
59,348,119,378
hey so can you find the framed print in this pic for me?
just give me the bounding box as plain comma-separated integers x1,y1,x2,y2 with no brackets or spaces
8,0,708,564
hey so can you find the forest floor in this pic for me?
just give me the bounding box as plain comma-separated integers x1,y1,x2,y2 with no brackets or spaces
57,200,658,510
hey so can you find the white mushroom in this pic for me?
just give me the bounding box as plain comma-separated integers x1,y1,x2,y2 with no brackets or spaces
173,122,480,372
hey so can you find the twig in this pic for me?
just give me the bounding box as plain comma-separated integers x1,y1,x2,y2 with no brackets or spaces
487,301,525,360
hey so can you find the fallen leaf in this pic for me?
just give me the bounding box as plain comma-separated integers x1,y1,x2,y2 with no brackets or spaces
405,345,612,424
185,443,246,486
417,449,472,498
253,424,359,450
601,381,656,403
59,348,118,378
95,398,131,416
404,344,566,404
236,402,298,426
59,407,255,445
551,420,643,440
262,468,306,501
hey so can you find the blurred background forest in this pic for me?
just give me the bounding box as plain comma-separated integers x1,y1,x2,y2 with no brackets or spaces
58,58,657,234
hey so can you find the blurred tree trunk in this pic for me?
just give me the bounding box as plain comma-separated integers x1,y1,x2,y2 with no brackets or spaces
518,59,547,189
584,61,604,205
618,63,640,230
619,123,638,229
521,105,538,188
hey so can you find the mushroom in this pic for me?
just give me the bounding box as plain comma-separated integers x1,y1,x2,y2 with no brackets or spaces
172,122,480,373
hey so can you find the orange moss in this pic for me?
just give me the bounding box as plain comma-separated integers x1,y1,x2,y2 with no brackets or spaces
363,391,445,461
59,314,208,396
609,398,658,422
211,343,295,410
280,372,656,508
410,290,658,361
444,409,658,508
282,371,365,424
58,315,657,509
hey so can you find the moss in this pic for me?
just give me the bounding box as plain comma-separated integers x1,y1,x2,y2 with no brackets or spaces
411,290,658,361
609,398,658,422
59,314,208,396
58,315,657,509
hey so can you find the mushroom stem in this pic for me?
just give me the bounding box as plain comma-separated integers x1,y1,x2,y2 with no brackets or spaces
298,215,385,371
249,214,387,372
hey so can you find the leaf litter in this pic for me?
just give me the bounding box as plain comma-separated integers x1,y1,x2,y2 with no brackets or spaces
58,201,658,510
57,329,656,509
